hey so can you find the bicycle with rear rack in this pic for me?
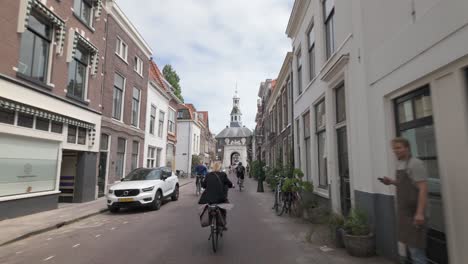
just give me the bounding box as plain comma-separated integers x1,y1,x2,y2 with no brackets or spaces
207,204,224,253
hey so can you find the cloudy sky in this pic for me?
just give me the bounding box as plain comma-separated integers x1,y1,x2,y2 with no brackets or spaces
116,0,294,134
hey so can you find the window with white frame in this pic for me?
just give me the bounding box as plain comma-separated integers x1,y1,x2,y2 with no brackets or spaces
296,49,303,95
131,141,139,170
315,99,327,188
323,0,335,59
147,146,156,168
18,11,52,83
149,105,156,135
112,73,125,120
168,109,176,133
67,44,89,100
67,125,86,145
131,88,140,127
308,25,316,80
74,0,93,27
115,37,128,61
158,111,165,137
134,56,143,76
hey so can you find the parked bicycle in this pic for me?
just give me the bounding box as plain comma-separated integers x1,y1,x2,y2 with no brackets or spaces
277,184,301,217
272,175,285,214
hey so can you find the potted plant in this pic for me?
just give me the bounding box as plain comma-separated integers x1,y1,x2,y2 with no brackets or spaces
343,208,375,257
328,213,345,248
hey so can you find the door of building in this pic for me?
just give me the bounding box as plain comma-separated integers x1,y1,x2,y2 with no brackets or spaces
337,127,351,216
395,86,448,264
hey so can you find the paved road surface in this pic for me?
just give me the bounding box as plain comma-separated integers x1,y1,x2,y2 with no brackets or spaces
0,174,390,264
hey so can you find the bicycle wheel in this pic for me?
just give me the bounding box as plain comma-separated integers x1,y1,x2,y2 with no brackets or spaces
274,190,282,214
211,216,218,252
289,192,301,217
276,192,287,216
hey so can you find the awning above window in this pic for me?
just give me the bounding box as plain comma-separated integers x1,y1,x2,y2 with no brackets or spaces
0,97,95,130
19,0,67,55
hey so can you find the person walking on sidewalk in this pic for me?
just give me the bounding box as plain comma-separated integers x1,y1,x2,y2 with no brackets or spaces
380,137,429,264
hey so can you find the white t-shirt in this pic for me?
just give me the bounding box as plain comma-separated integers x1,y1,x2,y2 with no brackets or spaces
396,157,428,183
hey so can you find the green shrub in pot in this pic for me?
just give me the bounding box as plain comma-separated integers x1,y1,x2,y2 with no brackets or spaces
342,208,375,257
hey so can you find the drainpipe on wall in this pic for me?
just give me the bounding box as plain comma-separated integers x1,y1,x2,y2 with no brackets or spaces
289,61,295,168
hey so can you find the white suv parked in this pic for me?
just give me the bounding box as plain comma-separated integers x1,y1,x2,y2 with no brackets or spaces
107,167,179,212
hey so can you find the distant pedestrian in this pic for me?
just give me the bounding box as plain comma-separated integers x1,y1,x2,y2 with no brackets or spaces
379,137,428,264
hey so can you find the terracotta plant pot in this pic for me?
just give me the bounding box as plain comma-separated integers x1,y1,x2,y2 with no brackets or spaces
343,232,375,257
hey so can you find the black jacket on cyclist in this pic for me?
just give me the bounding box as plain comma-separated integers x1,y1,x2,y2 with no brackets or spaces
198,171,233,204
236,165,245,179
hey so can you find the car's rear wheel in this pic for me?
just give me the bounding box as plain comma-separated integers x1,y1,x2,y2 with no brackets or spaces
150,190,162,211
171,185,179,201
108,205,120,213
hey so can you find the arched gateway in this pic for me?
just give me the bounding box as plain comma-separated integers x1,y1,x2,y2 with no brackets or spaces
215,89,252,169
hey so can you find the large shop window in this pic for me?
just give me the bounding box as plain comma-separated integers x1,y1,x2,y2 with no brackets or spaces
18,11,52,83
394,86,447,263
0,135,59,197
315,99,328,188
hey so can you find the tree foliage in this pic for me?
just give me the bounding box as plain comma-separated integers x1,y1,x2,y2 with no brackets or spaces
162,64,184,102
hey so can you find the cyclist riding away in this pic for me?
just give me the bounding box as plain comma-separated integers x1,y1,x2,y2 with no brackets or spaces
198,162,233,230
236,162,245,188
195,162,208,192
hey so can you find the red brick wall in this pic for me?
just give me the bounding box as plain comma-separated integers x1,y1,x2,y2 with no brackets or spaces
101,15,149,130
0,0,107,113
100,13,150,182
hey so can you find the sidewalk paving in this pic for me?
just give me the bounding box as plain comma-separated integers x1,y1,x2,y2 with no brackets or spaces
243,176,394,264
0,177,193,247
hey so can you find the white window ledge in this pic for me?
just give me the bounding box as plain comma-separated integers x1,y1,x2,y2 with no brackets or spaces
0,191,60,202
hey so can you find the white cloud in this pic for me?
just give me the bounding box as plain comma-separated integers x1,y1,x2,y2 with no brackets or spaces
116,0,293,134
